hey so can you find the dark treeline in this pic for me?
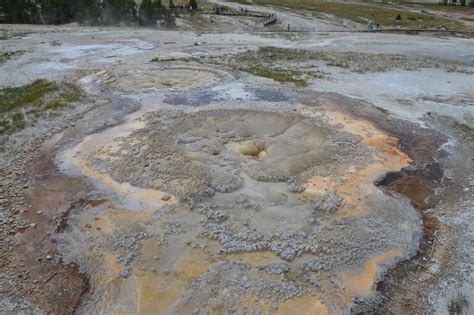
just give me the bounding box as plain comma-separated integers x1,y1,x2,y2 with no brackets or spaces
0,0,180,27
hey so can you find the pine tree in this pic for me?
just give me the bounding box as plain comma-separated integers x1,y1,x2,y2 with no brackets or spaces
4,0,41,23
155,0,164,21
40,0,75,24
77,0,102,24
139,0,173,26
189,0,198,10
163,10,175,27
103,0,133,24
139,0,156,26
40,0,54,23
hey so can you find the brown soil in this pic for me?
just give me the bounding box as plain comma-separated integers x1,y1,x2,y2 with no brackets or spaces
377,162,444,210
11,149,89,314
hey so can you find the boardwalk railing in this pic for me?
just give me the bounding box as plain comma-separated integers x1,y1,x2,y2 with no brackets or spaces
262,15,277,26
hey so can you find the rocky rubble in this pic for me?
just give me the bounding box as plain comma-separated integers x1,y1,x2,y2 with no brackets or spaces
177,261,311,312
313,190,342,213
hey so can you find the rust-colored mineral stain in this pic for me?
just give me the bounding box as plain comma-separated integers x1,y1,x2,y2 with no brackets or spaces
241,293,327,314
131,189,177,204
134,270,183,315
343,249,402,296
324,110,410,167
107,205,155,221
95,150,113,159
105,254,124,274
84,198,108,208
89,214,116,234
58,102,419,313
64,149,177,205
134,246,211,314
86,207,155,234
63,114,177,206
242,294,271,313
174,247,212,278
302,109,411,218
225,251,282,266
274,295,328,315
304,175,333,194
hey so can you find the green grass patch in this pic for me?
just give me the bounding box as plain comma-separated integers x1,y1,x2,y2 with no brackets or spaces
0,30,8,40
375,106,390,115
152,46,471,84
0,80,83,136
452,120,474,142
0,80,58,114
11,112,24,122
232,46,422,73
223,46,328,85
396,2,474,13
239,66,307,86
230,47,311,85
151,57,178,62
233,46,472,73
153,47,320,86
448,291,470,315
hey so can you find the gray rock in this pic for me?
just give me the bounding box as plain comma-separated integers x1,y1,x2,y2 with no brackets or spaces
287,178,305,193
313,191,342,213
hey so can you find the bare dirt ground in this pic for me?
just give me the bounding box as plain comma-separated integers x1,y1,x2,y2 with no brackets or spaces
0,16,473,315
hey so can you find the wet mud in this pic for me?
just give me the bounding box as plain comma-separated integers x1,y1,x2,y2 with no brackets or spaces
376,162,444,210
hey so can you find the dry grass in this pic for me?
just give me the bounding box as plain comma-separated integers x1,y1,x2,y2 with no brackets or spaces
0,50,25,64
448,291,470,315
152,46,472,84
230,0,467,30
226,46,431,73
